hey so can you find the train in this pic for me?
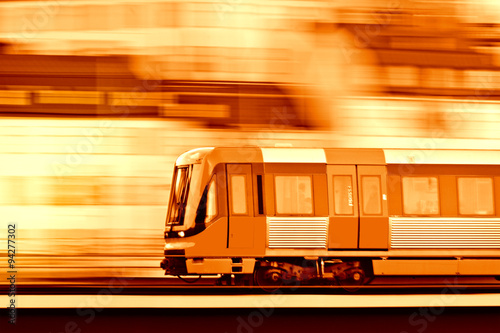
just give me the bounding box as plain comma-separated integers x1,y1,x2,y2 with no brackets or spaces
160,146,500,289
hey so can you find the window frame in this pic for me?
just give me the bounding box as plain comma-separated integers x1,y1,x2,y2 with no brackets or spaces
205,175,218,223
166,165,193,225
401,175,441,216
228,173,249,216
332,174,355,216
360,175,383,216
273,174,314,216
456,176,496,216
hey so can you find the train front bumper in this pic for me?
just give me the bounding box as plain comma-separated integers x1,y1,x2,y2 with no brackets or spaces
160,257,188,275
160,242,194,275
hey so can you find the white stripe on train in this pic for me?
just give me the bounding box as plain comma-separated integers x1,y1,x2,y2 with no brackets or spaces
261,148,327,163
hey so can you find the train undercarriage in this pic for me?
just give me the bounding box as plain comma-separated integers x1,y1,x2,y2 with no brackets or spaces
250,258,371,291
161,256,500,291
161,257,374,291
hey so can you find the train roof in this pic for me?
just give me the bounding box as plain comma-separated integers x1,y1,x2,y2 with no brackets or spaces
176,147,500,166
176,147,214,165
383,149,500,165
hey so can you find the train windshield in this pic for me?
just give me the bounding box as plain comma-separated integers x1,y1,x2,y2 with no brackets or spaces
166,165,192,226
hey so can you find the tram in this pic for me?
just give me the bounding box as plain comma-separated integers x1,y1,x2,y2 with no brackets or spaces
160,147,500,288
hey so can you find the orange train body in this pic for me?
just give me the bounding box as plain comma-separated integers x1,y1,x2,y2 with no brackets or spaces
160,147,500,286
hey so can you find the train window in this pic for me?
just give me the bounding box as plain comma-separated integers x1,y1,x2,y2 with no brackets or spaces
457,177,494,215
333,175,354,215
205,178,217,222
361,176,382,215
167,166,192,225
230,174,248,215
402,177,439,215
274,175,313,215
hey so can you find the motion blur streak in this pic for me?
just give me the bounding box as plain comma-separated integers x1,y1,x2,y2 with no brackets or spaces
1,0,500,295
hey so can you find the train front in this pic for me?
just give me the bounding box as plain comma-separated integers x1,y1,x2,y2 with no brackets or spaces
160,147,215,276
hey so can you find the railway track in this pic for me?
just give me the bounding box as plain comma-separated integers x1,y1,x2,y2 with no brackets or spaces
2,280,500,295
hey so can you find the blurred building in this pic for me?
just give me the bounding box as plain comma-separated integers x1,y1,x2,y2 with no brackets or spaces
0,1,499,121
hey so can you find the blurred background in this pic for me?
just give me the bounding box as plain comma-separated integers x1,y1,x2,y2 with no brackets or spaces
1,0,500,285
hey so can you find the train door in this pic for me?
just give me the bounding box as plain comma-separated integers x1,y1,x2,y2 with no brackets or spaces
357,166,389,249
327,165,359,249
226,164,254,249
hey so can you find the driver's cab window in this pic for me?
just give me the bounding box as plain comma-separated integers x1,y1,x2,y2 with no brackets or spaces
205,177,217,222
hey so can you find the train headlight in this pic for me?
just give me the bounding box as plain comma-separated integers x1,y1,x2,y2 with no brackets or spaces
178,231,185,238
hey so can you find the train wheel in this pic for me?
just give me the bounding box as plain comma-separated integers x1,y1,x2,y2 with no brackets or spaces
254,267,284,292
337,268,366,292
